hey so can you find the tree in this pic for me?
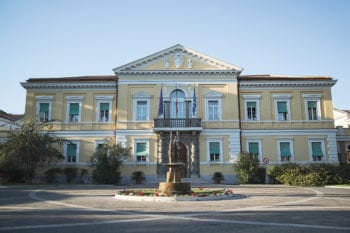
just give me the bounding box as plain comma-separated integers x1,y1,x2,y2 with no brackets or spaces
91,138,131,184
233,153,262,184
0,121,66,182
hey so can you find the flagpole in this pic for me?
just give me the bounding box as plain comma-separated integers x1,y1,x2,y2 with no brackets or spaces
158,84,164,119
192,82,197,118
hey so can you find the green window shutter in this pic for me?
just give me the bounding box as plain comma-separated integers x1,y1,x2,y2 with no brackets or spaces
249,142,259,154
69,103,79,115
209,142,220,154
100,103,109,111
277,102,287,113
308,101,317,109
40,103,49,112
247,102,256,108
67,144,77,157
280,142,291,156
312,142,323,156
136,143,147,156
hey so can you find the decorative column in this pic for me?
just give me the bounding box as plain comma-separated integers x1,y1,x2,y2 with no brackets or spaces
191,131,200,177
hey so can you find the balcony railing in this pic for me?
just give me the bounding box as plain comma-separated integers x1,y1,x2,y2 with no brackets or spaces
154,118,202,130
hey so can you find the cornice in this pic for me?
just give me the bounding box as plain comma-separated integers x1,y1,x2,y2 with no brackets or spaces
115,69,240,76
21,82,117,90
239,80,337,89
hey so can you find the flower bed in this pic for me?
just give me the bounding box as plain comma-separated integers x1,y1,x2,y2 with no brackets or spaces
115,188,239,202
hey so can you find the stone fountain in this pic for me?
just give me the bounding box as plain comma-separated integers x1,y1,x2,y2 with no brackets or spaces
158,132,191,196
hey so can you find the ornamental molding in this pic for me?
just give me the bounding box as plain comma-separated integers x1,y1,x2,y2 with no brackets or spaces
239,80,337,89
204,90,223,98
116,69,240,76
132,91,152,99
113,44,243,73
21,82,117,90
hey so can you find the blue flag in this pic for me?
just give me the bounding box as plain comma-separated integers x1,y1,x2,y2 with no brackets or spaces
158,88,164,118
192,87,197,117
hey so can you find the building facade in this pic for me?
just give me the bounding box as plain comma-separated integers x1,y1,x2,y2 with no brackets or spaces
21,44,338,183
334,108,350,163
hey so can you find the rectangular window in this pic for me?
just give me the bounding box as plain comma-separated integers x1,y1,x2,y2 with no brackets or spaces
307,101,318,120
208,100,219,120
69,103,80,122
209,141,221,162
66,144,77,163
311,141,323,161
248,142,259,156
99,103,109,122
136,101,148,121
39,103,50,122
277,101,288,121
136,142,147,162
280,142,291,162
247,102,257,121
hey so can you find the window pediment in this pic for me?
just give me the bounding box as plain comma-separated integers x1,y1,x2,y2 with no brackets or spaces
205,91,223,98
132,91,151,99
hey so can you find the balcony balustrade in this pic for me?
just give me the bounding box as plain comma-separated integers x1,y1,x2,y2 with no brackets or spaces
153,118,202,131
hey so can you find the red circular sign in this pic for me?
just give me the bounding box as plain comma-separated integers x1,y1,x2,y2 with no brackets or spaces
263,157,269,164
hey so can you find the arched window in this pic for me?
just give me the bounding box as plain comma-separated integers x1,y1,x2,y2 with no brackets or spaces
170,89,185,118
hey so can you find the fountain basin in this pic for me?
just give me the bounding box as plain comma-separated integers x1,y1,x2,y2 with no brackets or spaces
158,182,191,196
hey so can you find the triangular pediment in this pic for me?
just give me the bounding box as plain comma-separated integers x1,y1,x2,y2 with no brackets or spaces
113,44,243,73
132,91,151,98
205,91,223,98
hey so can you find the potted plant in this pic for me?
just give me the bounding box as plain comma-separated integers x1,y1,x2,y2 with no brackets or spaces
131,171,145,184
212,172,224,184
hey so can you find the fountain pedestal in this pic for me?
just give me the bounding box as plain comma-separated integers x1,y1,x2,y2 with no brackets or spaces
158,163,191,196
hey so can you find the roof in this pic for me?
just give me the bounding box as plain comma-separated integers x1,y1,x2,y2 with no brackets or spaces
26,75,118,82
0,111,24,122
239,74,333,81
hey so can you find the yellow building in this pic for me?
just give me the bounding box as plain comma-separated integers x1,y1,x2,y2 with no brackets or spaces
21,44,338,183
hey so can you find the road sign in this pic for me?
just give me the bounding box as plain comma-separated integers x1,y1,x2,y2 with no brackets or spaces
263,157,269,164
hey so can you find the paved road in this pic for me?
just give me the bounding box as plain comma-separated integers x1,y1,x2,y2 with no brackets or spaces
0,184,349,233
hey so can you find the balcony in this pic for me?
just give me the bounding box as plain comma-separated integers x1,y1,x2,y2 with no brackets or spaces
153,118,202,132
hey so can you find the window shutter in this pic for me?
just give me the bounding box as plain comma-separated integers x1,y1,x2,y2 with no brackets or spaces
247,102,256,108
308,101,317,109
136,143,147,156
67,144,77,157
209,142,220,154
39,103,49,112
280,142,291,156
249,142,259,154
69,103,79,115
277,102,287,113
100,103,109,111
312,142,323,156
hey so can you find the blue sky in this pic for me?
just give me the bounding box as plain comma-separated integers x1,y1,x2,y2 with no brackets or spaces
1,0,349,113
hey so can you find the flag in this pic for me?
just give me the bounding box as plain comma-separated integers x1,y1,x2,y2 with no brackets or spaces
175,87,178,115
192,86,197,117
157,87,164,118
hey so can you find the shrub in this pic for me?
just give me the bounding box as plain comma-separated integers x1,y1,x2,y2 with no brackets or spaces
45,167,62,183
0,121,66,183
233,153,263,184
269,163,350,186
63,167,78,183
91,139,130,184
212,172,224,184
